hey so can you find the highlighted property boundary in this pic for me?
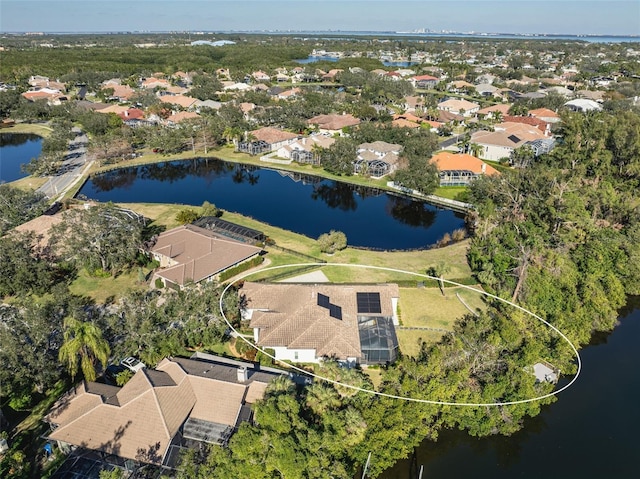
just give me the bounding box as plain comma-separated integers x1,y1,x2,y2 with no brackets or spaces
220,263,582,407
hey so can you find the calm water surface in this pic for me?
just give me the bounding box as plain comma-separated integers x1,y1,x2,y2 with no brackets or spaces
78,158,466,250
381,297,640,478
0,133,42,183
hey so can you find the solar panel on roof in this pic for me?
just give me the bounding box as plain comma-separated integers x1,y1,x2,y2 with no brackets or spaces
317,293,330,309
357,292,382,314
329,304,342,320
508,134,521,143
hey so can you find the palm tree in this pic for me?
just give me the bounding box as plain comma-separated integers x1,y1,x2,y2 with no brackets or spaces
469,143,483,158
58,316,110,382
305,383,341,416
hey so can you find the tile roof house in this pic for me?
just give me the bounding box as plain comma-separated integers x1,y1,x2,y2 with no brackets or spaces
411,74,440,89
307,113,361,135
471,121,550,161
528,108,561,124
246,126,300,152
355,141,403,178
242,282,400,364
476,103,511,119
437,98,480,117
430,151,499,186
166,111,200,125
141,77,171,89
276,135,336,165
150,224,263,289
160,94,199,109
45,355,286,467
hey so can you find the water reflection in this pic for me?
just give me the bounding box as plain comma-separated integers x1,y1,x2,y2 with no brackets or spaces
0,133,41,147
80,157,466,250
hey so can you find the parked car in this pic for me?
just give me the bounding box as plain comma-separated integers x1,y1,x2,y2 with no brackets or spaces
120,357,146,373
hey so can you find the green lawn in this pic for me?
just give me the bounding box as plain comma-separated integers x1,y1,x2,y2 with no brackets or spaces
69,267,154,303
396,285,487,357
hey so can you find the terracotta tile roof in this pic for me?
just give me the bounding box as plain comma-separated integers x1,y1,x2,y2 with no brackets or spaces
412,74,439,81
151,224,262,286
503,115,549,134
243,282,399,361
118,108,145,120
430,151,499,176
107,84,135,100
161,95,198,108
13,213,64,246
166,111,200,124
477,103,512,115
250,126,299,144
528,107,560,119
392,118,421,129
471,122,546,148
437,98,480,112
307,113,361,131
96,105,129,115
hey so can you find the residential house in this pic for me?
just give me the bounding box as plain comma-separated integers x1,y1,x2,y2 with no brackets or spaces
276,135,336,165
21,88,67,105
528,107,561,124
322,69,343,82
166,111,200,125
355,141,402,178
564,98,602,112
448,80,475,93
242,282,400,364
430,151,499,186
475,83,499,97
45,355,287,467
307,113,361,136
106,84,136,102
251,71,271,82
149,224,262,289
403,95,424,112
503,115,551,136
141,77,171,89
247,126,299,151
411,74,439,89
476,103,511,120
160,94,199,110
470,121,550,161
437,98,480,117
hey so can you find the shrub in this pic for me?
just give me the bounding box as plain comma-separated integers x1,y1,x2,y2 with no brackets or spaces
9,392,32,411
317,230,347,254
218,255,264,282
155,277,164,289
201,201,222,218
175,208,200,225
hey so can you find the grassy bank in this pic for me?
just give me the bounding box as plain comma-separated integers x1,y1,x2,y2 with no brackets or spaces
1,123,53,137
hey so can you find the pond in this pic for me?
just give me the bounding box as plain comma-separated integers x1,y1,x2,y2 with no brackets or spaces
78,158,466,250
381,297,640,478
0,133,42,183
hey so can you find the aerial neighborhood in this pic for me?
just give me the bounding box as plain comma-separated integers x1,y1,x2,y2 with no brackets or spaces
1,29,639,479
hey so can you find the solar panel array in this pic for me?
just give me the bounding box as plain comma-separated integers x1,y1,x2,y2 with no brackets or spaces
356,292,382,314
317,292,342,320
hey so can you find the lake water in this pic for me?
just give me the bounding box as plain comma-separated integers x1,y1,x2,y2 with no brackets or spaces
381,297,640,478
295,56,418,67
78,158,466,250
0,133,42,183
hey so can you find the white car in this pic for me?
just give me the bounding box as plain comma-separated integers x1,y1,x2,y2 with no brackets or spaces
120,357,146,373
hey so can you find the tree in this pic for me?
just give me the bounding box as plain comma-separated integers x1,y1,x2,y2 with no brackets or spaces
176,208,200,224
317,230,347,254
49,203,144,275
59,315,110,382
0,233,59,298
188,74,223,101
321,137,357,176
427,261,450,296
0,184,47,235
393,158,439,195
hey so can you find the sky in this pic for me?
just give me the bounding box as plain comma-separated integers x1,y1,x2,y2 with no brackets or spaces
1,0,638,36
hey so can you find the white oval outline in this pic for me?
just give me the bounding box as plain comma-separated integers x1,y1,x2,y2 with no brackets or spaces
219,263,581,407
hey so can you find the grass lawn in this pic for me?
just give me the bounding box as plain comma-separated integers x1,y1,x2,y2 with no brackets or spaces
362,367,383,390
433,186,469,201
1,123,53,137
8,175,48,192
396,329,446,357
69,267,153,303
395,285,487,357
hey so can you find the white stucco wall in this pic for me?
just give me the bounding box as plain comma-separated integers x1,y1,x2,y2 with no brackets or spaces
271,347,318,363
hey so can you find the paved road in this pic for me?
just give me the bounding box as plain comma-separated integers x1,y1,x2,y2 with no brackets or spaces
38,127,92,201
439,133,464,150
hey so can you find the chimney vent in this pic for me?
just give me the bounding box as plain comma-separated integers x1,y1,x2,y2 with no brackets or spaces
237,367,248,383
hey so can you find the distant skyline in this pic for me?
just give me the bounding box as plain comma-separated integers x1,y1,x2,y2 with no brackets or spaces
1,1,639,36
